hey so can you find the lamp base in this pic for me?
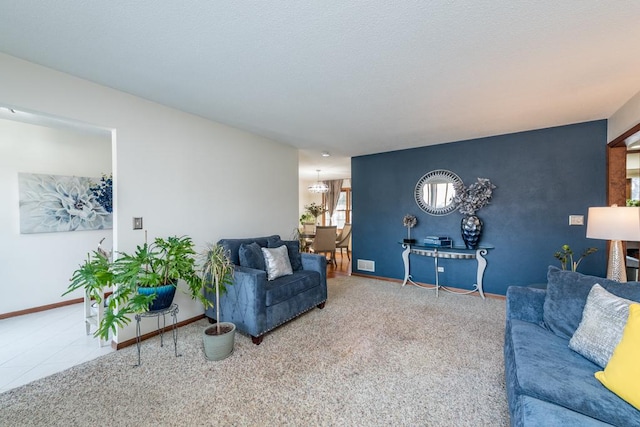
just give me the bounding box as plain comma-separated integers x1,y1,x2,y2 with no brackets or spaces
607,240,627,282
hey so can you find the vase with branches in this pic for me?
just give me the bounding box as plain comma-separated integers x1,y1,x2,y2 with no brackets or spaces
453,178,496,249
305,202,327,225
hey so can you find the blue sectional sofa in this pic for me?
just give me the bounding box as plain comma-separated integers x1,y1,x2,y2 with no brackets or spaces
504,266,640,426
205,235,327,345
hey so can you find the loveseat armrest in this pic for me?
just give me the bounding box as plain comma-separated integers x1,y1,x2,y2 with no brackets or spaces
231,265,268,295
301,252,326,275
205,265,268,337
301,253,327,299
506,286,545,325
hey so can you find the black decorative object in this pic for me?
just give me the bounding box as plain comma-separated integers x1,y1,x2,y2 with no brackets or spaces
402,214,417,243
461,215,483,249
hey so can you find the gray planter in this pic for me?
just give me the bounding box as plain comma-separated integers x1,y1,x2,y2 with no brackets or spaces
203,322,236,361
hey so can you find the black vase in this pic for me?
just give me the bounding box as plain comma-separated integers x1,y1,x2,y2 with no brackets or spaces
461,215,483,249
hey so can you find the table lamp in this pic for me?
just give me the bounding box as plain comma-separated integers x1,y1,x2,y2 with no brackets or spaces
586,206,640,282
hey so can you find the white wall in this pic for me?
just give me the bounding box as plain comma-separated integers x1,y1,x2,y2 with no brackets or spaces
0,119,112,314
0,53,299,343
609,89,640,142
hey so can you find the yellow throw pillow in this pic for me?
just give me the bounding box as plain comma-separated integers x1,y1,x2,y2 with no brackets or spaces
595,303,640,410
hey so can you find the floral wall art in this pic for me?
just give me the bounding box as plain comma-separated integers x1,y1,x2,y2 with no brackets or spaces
18,172,113,234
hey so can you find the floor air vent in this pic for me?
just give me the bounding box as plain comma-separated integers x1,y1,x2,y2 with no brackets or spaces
357,259,375,272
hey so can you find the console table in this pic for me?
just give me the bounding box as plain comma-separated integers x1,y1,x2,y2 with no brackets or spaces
400,242,493,299
135,303,180,366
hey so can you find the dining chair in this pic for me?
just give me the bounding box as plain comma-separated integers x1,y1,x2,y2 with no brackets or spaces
311,226,337,266
302,223,316,235
298,223,316,252
335,223,352,260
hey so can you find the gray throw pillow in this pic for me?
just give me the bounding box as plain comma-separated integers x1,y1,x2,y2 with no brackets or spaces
238,242,266,271
543,266,640,340
261,246,293,281
569,284,634,368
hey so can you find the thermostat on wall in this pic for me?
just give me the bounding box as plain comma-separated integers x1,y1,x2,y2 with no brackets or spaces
569,215,584,226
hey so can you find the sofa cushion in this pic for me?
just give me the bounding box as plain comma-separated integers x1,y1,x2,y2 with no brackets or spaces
515,395,612,427
239,242,266,271
265,270,321,306
267,237,303,271
595,304,640,411
543,266,640,340
218,235,280,265
569,284,634,367
261,246,293,280
506,319,640,426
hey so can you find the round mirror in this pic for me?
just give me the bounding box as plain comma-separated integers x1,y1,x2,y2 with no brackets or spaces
414,169,462,216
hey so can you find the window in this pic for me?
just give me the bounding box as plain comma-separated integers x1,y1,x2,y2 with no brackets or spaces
323,189,351,229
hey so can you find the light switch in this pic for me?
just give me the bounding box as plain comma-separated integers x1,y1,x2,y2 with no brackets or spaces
569,215,584,226
133,217,143,230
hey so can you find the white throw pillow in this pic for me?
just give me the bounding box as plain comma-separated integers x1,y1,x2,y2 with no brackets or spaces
261,245,293,281
569,284,634,367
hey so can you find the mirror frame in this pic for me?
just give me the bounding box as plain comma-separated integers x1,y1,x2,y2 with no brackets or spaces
414,169,462,216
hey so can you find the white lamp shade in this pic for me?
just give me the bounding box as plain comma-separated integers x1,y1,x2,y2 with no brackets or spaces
586,207,640,242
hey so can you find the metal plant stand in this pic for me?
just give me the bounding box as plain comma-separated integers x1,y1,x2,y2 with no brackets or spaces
135,303,180,366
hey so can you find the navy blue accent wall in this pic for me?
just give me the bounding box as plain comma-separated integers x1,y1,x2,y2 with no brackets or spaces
351,120,608,295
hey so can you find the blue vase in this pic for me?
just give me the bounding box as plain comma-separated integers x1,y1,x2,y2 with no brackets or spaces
138,284,176,311
461,215,483,249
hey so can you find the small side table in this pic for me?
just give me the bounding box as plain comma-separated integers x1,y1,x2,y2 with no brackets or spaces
135,303,180,366
400,242,494,299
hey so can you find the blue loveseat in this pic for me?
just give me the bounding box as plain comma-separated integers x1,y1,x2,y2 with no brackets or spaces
505,266,640,426
205,235,327,345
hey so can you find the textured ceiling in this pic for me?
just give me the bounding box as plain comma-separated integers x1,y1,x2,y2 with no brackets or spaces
1,1,640,180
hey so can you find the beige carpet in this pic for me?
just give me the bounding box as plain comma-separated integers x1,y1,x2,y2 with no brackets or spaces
0,276,508,426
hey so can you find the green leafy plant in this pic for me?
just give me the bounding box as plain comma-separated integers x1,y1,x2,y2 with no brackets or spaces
64,235,202,340
299,212,315,224
554,244,598,272
115,235,200,288
200,243,234,335
627,199,640,207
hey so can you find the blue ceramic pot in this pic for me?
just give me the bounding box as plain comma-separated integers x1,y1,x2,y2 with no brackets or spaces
138,283,176,311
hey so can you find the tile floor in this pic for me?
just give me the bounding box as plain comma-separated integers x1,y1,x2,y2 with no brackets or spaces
0,303,114,393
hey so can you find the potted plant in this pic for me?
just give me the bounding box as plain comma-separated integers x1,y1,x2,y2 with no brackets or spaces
554,244,598,272
299,211,315,225
200,243,235,361
64,234,201,341
305,202,327,225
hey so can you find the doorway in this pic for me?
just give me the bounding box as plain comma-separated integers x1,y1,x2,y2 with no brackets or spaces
0,106,115,316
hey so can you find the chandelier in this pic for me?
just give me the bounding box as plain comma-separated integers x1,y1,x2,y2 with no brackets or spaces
308,169,329,193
